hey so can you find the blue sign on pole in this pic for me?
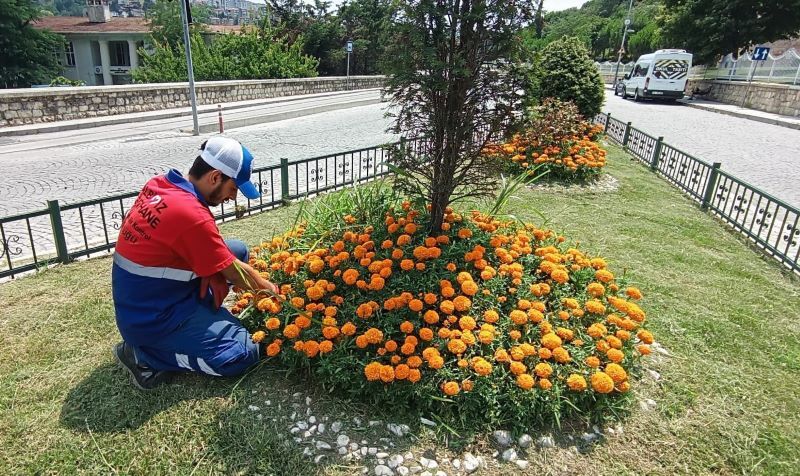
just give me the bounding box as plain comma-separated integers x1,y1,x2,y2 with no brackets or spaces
753,46,770,61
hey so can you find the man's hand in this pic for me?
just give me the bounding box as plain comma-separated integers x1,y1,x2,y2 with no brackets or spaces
199,272,229,310
221,259,279,295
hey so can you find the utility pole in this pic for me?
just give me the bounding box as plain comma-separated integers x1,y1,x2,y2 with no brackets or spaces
178,0,200,135
612,0,635,88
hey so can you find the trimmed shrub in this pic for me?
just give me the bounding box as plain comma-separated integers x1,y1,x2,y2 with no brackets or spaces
536,37,605,118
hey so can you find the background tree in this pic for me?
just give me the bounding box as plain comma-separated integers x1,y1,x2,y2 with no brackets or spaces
533,36,604,118
660,0,800,64
0,0,63,88
384,0,531,232
146,0,211,50
132,27,318,83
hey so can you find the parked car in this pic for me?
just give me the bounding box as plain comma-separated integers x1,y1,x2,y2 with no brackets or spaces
617,49,693,102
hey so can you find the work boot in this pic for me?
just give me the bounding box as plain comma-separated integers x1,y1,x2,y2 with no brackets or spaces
113,342,170,391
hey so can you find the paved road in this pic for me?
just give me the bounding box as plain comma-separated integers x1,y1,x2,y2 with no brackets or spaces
602,89,800,209
0,102,394,217
0,102,394,275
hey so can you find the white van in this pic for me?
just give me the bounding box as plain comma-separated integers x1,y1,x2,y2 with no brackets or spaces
615,49,693,102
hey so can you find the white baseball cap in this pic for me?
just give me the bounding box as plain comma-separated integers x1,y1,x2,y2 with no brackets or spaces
200,136,260,200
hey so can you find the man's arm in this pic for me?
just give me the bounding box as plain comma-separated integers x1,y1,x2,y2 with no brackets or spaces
220,259,279,294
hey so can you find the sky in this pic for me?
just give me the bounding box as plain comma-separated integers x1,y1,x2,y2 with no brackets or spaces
246,0,589,12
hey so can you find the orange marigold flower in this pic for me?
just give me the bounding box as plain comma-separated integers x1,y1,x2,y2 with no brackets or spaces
322,326,340,340
509,361,527,376
447,338,467,355
419,327,435,341
516,373,535,390
408,369,422,383
423,310,440,325
534,362,553,378
385,340,398,352
595,269,614,283
541,332,562,350
364,362,382,381
407,356,423,368
585,299,606,315
617,380,631,393
265,318,281,330
428,355,444,369
538,347,552,360
462,379,474,391
605,363,627,383
585,355,601,368
553,347,571,363
458,316,477,331
443,381,460,396
319,340,333,353
400,259,415,271
472,358,493,376
379,365,395,383
567,374,588,391
400,321,414,333
461,280,479,296
551,269,569,284
606,335,623,349
453,295,472,312
483,309,499,323
424,293,438,305
304,340,320,358
586,282,605,297
266,342,281,357
306,286,325,301
283,324,300,339
538,378,553,390
591,371,615,393
637,330,655,344
626,287,643,300
395,364,410,380
355,335,369,348
637,344,651,355
587,323,608,339
341,322,357,336
252,331,267,343
494,348,510,363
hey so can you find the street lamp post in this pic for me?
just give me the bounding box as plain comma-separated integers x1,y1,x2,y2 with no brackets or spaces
178,0,200,135
612,0,635,87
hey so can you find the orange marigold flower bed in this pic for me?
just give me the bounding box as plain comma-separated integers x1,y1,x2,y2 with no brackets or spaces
234,199,655,428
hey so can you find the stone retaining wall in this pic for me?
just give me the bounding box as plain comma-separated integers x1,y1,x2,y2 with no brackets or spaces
686,79,800,117
0,76,385,128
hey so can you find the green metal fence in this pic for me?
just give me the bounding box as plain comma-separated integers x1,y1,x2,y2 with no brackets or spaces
598,112,800,275
0,142,395,280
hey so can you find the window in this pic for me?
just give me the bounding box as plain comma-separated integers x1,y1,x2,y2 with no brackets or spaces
111,41,131,67
635,63,650,77
65,42,76,67
52,46,62,66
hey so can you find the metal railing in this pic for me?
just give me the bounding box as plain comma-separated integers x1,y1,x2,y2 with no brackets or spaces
692,48,800,85
597,112,800,275
0,142,395,280
595,61,635,77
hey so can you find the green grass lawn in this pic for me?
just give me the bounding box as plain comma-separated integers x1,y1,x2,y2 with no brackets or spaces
1,143,798,475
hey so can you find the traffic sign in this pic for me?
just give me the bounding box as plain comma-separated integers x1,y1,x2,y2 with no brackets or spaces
346,41,353,53
752,46,770,61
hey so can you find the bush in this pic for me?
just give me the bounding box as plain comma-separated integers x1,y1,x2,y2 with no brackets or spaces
233,183,655,430
49,76,85,87
483,99,607,183
535,36,605,118
132,29,318,83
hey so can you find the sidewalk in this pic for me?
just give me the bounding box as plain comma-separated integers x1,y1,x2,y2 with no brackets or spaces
0,88,382,154
679,98,800,130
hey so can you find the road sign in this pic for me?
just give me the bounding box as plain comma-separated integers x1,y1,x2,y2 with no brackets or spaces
346,41,353,53
753,46,770,61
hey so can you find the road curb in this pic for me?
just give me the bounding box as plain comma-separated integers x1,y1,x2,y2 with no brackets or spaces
681,101,800,131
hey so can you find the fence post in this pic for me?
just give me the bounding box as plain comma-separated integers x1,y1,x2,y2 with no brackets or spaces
622,122,632,149
47,200,70,265
603,113,611,133
650,136,664,171
701,162,722,210
280,157,290,204
217,104,224,133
